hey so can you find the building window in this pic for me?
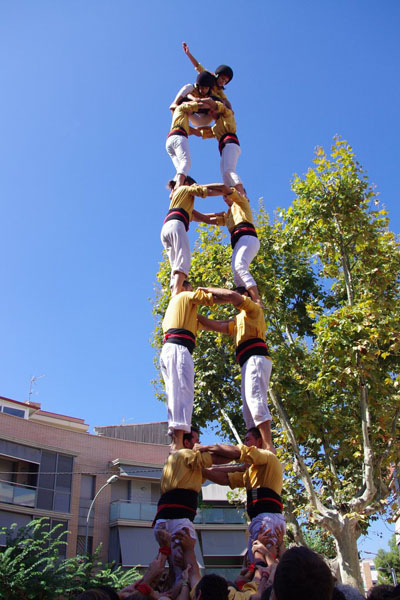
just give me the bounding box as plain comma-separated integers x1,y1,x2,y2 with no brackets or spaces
1,406,26,418
36,452,73,513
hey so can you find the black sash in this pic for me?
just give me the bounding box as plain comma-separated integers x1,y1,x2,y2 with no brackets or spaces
167,126,188,139
219,132,240,155
163,328,196,354
235,337,270,367
230,222,258,249
246,487,283,519
154,488,198,522
164,207,190,232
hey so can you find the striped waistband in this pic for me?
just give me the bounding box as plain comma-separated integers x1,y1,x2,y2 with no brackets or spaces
163,328,196,354
231,222,257,249
219,132,240,154
246,487,283,519
167,126,188,139
164,207,190,231
236,337,270,367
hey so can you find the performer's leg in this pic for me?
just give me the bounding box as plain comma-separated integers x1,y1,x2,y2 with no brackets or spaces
232,236,260,288
160,344,194,449
247,513,286,561
220,144,242,190
166,135,191,187
160,221,190,294
241,356,274,452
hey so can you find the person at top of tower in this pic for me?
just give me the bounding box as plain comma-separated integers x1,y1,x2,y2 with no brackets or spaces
161,177,230,296
166,98,211,189
195,98,244,196
182,42,233,110
170,71,220,127
208,185,262,306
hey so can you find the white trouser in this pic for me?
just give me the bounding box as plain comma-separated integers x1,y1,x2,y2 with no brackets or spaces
241,355,272,429
160,220,191,285
160,343,194,433
220,143,242,187
247,513,286,561
154,519,197,580
166,135,191,177
232,235,260,290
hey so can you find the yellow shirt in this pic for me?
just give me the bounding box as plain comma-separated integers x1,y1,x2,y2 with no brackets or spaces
228,296,266,348
200,101,237,141
228,445,283,495
169,184,208,221
169,101,200,135
160,448,213,494
162,289,214,337
196,63,229,102
217,189,254,232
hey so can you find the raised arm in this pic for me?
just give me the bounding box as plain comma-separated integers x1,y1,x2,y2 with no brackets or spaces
182,42,200,70
202,466,230,486
197,313,231,334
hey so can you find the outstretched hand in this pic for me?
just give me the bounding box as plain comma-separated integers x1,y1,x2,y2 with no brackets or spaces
182,42,189,55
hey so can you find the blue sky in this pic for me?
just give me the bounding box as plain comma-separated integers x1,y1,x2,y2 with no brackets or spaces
0,1,399,556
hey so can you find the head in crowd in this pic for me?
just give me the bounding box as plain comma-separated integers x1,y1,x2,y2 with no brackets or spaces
195,574,229,600
272,546,334,600
167,175,196,191
183,425,200,449
244,427,263,449
336,584,366,600
367,585,396,600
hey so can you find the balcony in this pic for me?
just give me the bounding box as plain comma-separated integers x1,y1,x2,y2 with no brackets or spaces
110,500,247,524
0,480,36,508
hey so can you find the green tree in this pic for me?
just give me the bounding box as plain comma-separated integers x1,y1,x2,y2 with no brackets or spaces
152,138,400,590
375,534,400,585
0,518,139,600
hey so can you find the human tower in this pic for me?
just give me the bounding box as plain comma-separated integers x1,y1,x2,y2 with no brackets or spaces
153,44,285,568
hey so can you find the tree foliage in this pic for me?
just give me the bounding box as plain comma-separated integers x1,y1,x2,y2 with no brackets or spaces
374,534,400,585
152,138,400,588
0,518,139,600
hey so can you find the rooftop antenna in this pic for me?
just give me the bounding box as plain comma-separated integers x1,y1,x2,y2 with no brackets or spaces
28,374,45,404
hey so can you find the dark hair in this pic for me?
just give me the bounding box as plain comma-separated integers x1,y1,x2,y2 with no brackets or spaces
273,546,334,600
367,586,396,600
167,179,176,191
196,574,229,600
246,427,262,440
96,586,119,600
183,425,200,444
215,64,233,82
196,71,216,89
182,280,192,290
185,175,196,185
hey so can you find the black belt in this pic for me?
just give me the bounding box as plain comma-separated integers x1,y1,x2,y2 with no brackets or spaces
167,126,188,139
164,207,190,232
154,488,198,523
219,132,240,154
230,222,258,249
236,338,270,367
246,487,283,519
163,328,196,354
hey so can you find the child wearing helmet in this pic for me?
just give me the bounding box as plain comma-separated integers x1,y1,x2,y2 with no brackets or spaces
169,71,217,127
182,42,233,110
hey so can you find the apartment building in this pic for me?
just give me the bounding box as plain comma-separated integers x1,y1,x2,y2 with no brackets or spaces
0,395,247,577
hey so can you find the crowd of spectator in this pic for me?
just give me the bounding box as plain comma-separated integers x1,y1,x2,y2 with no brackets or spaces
74,526,400,600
